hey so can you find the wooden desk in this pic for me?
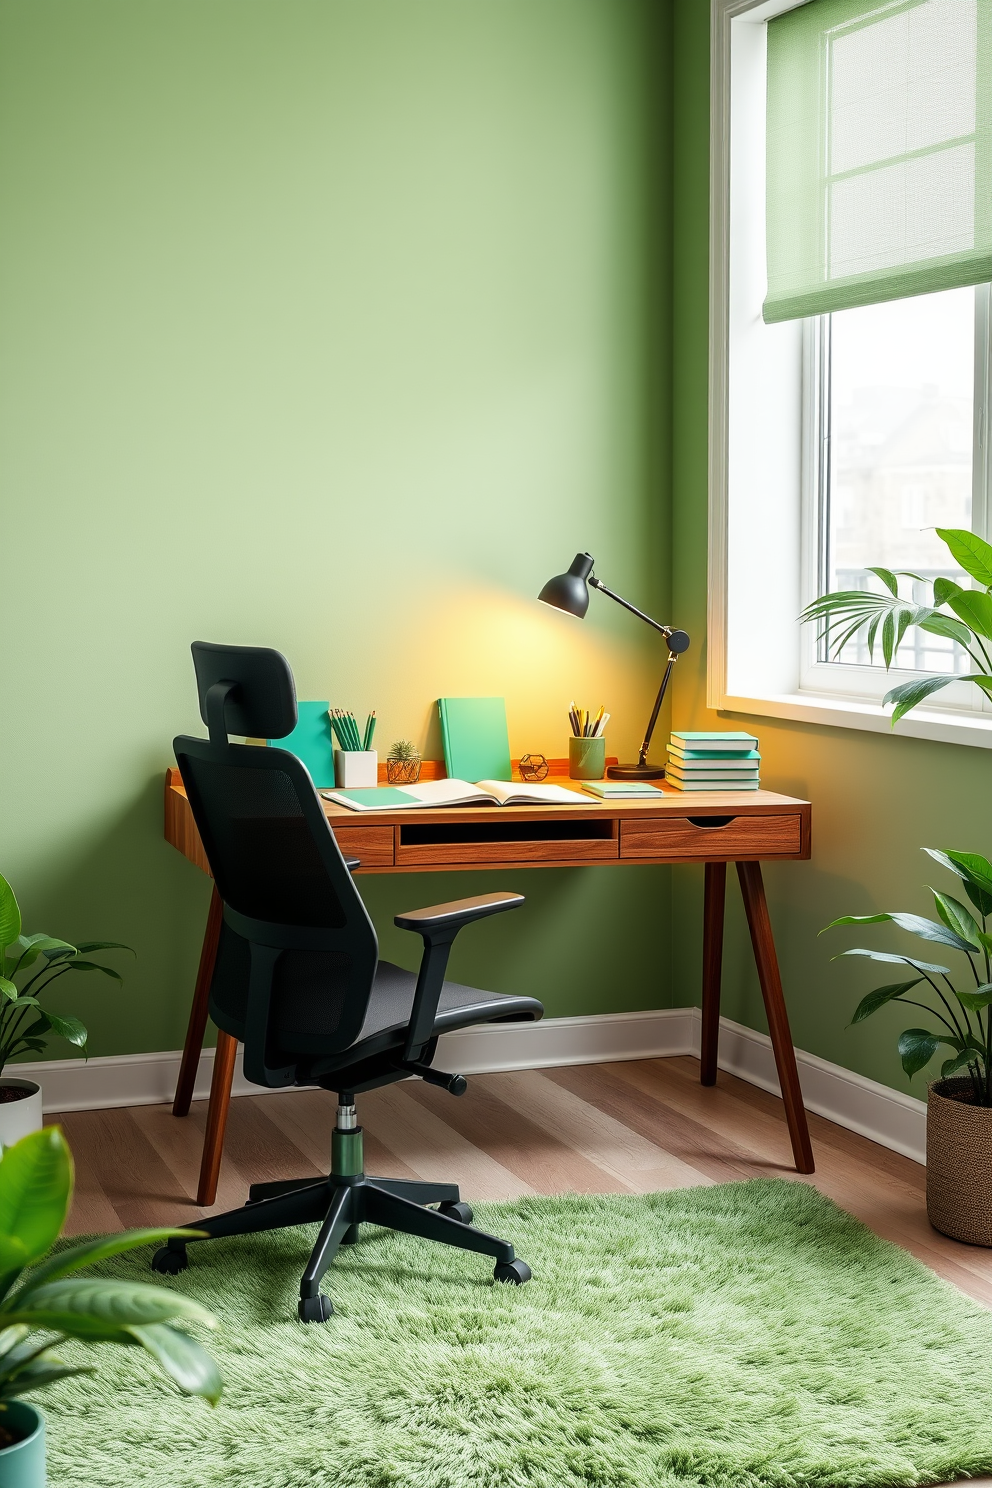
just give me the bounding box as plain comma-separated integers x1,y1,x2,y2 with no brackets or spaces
164,766,814,1202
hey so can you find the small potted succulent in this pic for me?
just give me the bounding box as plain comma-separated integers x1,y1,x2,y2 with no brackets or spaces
386,740,421,785
0,1126,220,1486
0,873,131,1146
825,846,992,1245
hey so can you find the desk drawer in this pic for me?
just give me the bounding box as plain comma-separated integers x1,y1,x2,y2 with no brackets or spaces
396,818,618,868
330,825,395,867
621,813,802,859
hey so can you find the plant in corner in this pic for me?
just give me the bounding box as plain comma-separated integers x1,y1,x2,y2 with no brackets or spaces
0,1125,220,1484
0,872,131,1143
824,845,992,1247
799,526,992,723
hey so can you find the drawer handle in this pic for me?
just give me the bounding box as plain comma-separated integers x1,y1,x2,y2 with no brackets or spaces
687,815,736,829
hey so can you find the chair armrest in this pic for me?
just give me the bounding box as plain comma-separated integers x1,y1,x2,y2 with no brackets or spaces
394,891,524,939
395,892,524,1063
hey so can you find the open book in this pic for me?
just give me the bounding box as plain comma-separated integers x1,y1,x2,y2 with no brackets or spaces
320,779,594,812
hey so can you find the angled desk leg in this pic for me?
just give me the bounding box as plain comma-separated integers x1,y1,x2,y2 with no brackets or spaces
736,861,815,1175
197,1031,238,1207
173,886,223,1117
700,862,726,1086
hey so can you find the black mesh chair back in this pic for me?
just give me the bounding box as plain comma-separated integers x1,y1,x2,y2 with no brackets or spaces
174,642,378,1081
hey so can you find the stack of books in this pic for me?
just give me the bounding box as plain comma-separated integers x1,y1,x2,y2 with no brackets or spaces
665,731,760,791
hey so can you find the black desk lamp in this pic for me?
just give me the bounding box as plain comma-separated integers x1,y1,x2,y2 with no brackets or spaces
539,552,690,780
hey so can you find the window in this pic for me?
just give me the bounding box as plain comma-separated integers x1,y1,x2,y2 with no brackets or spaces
710,0,992,746
801,283,990,696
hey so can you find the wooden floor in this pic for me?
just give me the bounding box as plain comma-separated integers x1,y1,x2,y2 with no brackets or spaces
52,1053,992,1310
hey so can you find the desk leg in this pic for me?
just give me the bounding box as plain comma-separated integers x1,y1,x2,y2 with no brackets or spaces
700,862,726,1086
736,861,815,1174
197,1031,238,1207
173,885,223,1118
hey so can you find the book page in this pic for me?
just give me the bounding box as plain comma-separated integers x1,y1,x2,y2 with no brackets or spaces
476,780,593,806
402,779,495,807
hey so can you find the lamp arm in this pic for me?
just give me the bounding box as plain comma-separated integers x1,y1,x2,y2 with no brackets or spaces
637,652,679,767
588,576,674,638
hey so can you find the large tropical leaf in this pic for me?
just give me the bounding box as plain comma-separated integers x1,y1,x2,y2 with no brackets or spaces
834,949,951,974
936,527,992,588
61,961,122,983
933,576,964,607
849,979,923,1024
948,589,992,638
0,1130,71,1269
941,1048,984,1080
2,1276,216,1335
6,936,76,973
43,1014,87,1048
882,675,957,723
73,942,133,958
19,1229,202,1293
918,612,973,648
126,1323,221,1404
955,983,992,1011
0,880,20,960
898,1027,953,1077
867,566,899,597
924,848,992,917
824,911,974,952
931,891,982,948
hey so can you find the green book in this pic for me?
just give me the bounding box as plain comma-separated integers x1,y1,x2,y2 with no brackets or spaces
437,697,511,783
269,701,334,788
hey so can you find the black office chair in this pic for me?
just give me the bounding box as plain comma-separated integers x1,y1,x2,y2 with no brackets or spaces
153,641,543,1321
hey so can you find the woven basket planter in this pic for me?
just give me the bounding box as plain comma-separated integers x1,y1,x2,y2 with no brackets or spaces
927,1077,992,1246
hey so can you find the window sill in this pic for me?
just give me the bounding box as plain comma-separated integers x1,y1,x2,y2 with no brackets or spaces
718,691,992,749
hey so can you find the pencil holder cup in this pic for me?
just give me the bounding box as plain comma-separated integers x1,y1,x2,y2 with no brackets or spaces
334,750,378,788
569,736,606,780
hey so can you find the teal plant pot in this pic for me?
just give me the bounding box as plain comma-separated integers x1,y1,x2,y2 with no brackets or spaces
0,1402,45,1487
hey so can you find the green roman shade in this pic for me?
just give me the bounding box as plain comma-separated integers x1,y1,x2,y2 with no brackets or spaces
763,0,992,324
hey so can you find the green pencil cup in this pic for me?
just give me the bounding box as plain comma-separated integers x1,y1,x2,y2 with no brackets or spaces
569,736,606,780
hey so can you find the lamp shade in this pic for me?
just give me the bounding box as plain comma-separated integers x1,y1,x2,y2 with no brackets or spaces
538,552,594,618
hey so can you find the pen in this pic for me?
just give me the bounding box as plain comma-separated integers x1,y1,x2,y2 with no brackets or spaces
363,711,376,751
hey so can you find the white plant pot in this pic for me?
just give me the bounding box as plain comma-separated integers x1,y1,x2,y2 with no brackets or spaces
334,750,378,788
0,1079,43,1148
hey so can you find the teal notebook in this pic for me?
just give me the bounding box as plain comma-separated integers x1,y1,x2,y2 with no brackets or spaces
269,701,334,788
437,697,511,783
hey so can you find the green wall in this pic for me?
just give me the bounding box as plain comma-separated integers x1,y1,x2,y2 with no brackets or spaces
670,0,990,1100
0,0,678,1059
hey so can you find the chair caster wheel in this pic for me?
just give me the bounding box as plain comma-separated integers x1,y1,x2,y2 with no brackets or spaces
438,1201,473,1225
151,1245,188,1276
494,1258,531,1285
298,1293,334,1323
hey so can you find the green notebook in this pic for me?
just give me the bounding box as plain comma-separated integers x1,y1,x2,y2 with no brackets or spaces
269,701,335,788
437,697,511,783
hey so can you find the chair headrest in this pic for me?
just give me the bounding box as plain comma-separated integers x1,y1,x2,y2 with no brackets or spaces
191,641,298,744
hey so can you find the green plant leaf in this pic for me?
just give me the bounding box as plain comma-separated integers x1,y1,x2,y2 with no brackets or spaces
126,1323,221,1404
933,576,965,606
948,589,992,638
3,1276,216,1336
954,983,992,1011
882,674,956,722
43,1014,87,1048
19,1229,204,1292
834,949,951,974
931,891,982,948
936,527,992,588
940,1048,981,1079
868,566,899,597
62,961,122,983
849,979,923,1024
823,911,973,952
73,942,133,957
924,848,992,917
0,1361,94,1400
0,880,20,961
0,980,17,1005
919,612,973,647
0,1129,72,1268
898,1027,945,1077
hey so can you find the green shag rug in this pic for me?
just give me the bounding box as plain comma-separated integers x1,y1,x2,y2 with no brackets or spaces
42,1180,992,1488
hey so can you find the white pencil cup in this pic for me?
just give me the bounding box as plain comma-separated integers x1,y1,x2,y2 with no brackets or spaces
334,750,378,788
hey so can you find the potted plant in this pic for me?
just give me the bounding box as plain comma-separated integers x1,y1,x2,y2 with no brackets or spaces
800,526,992,722
824,845,992,1244
0,1125,220,1484
0,873,130,1146
385,740,421,785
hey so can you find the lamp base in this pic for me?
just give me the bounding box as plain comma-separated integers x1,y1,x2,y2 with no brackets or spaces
606,763,666,780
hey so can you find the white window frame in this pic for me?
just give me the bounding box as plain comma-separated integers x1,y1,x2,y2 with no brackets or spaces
708,0,992,748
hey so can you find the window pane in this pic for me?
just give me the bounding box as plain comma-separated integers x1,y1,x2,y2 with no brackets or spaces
825,286,975,672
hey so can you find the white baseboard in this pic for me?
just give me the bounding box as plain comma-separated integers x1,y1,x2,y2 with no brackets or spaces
14,1006,926,1166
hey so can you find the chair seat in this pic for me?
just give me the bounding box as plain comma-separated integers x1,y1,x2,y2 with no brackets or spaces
354,960,542,1057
